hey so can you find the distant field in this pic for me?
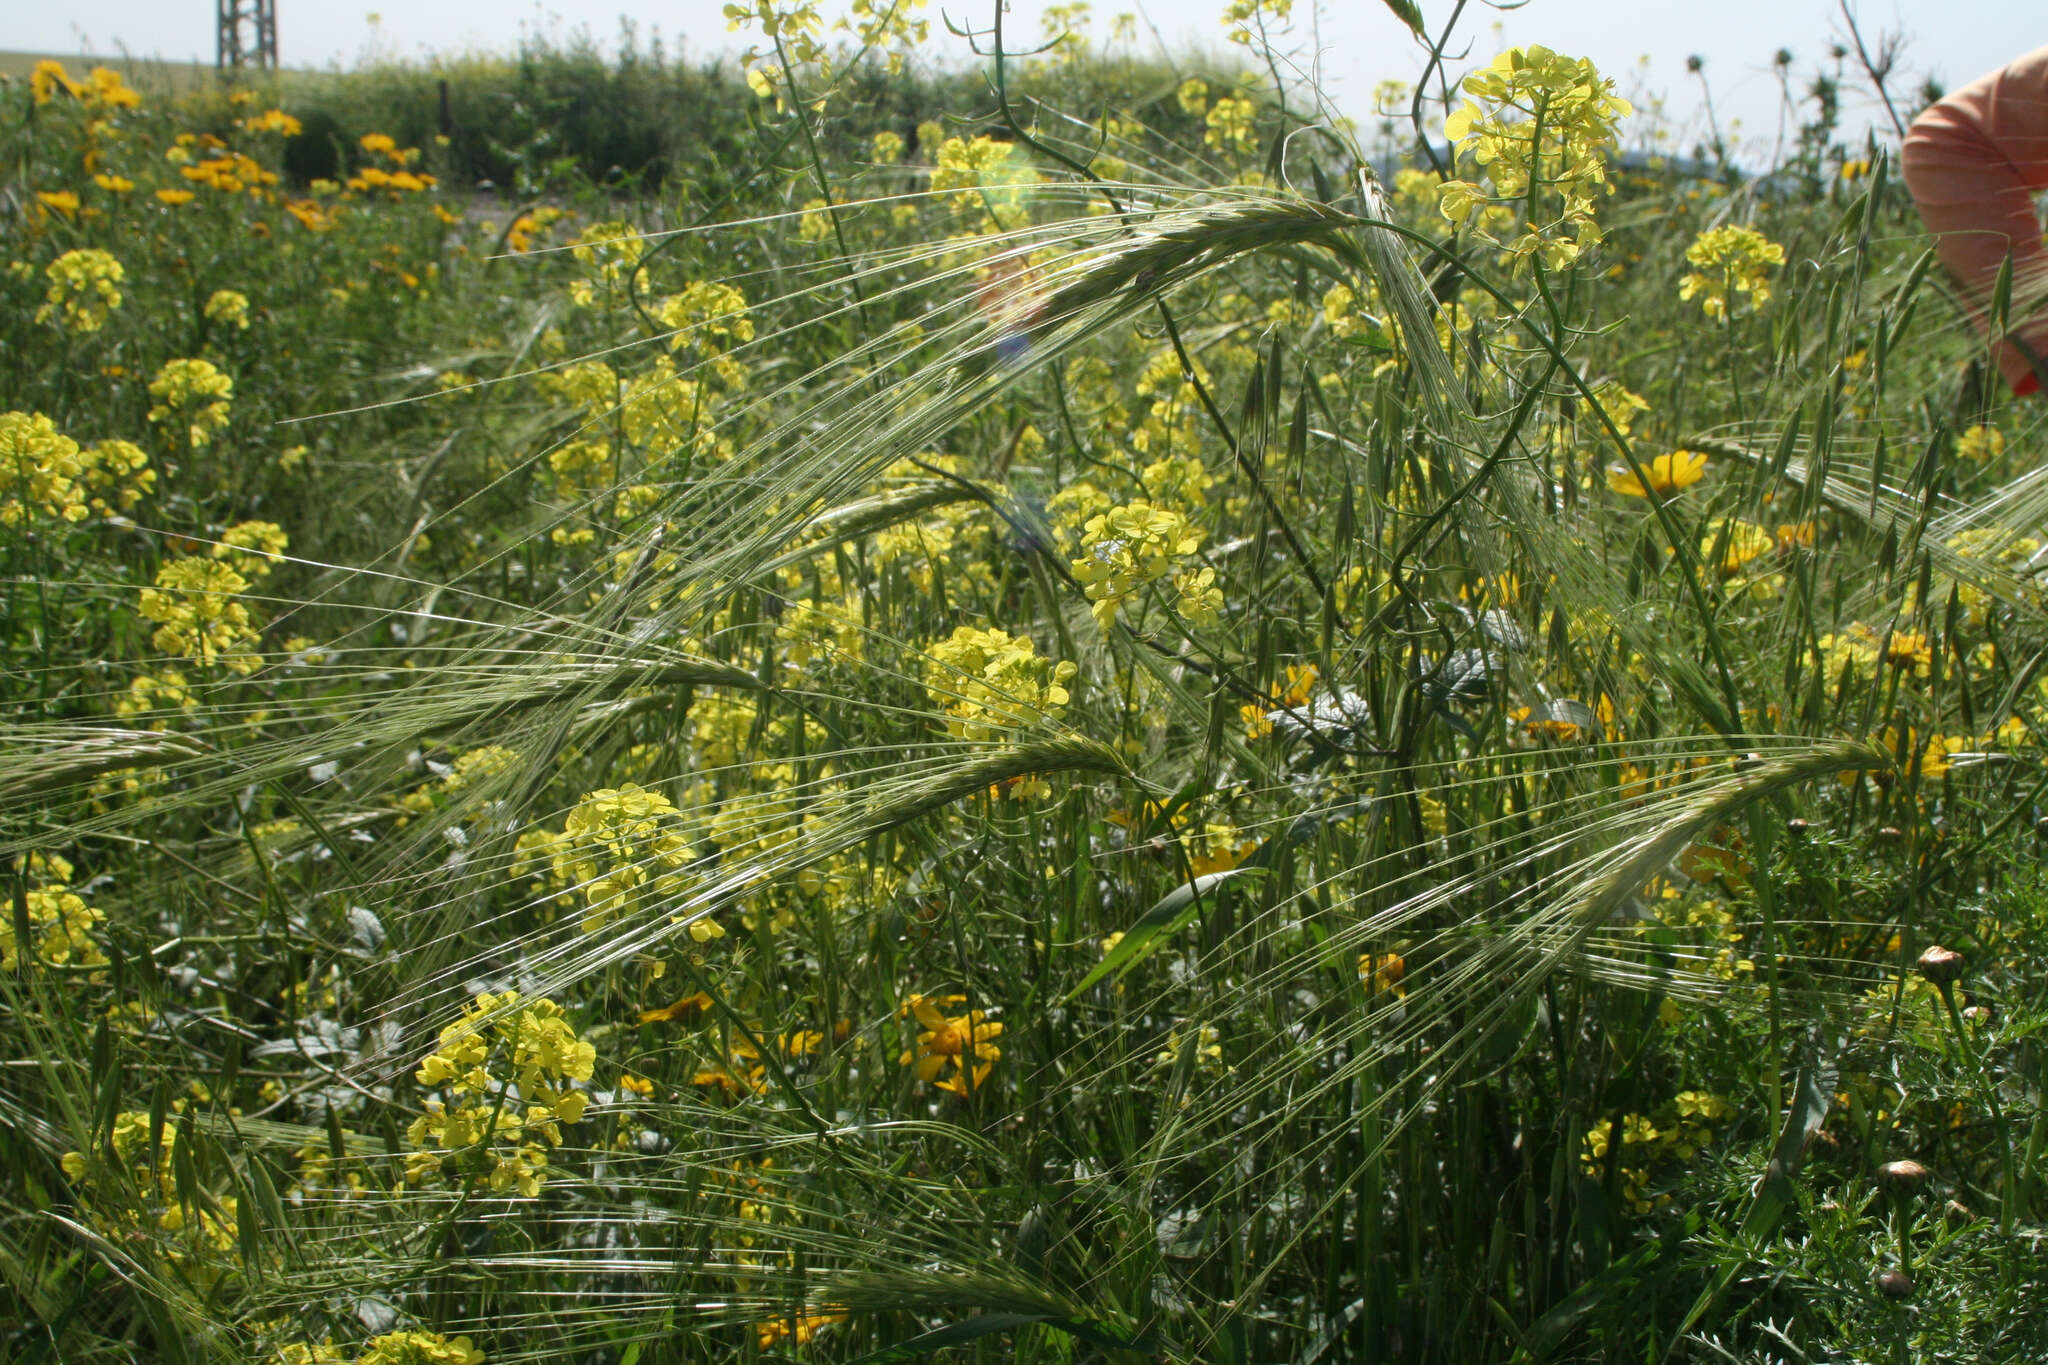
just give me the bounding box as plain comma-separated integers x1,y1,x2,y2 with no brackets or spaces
0,49,307,93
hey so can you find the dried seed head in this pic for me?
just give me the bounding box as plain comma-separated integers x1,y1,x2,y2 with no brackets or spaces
1877,1159,1929,1193
1944,1199,1973,1224
1916,945,1965,986
1876,1268,1915,1300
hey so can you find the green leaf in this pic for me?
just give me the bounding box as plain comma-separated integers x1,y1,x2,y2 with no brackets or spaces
1064,867,1266,1001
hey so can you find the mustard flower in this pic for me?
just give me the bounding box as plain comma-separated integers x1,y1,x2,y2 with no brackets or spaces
1071,499,1207,631
409,991,593,1198
1220,0,1292,44
356,1332,485,1365
0,411,89,525
203,288,252,330
137,557,262,673
0,875,107,972
1204,95,1258,154
1678,226,1785,319
79,439,155,515
551,785,714,937
147,358,233,447
35,249,125,333
1956,425,2005,462
1177,77,1209,115
212,519,288,577
1439,46,1632,269
873,129,904,163
922,625,1077,741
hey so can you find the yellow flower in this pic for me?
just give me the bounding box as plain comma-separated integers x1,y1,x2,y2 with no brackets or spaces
35,255,125,335
1204,95,1258,153
1439,46,1632,268
213,519,288,577
1678,225,1786,319
202,288,252,330
923,625,1076,741
30,60,84,104
899,993,1003,1096
147,357,233,447
137,557,263,672
356,1331,485,1365
0,411,89,525
1177,77,1209,115
1606,449,1707,498
1359,952,1406,997
93,172,135,193
873,129,904,163
35,190,81,219
1071,499,1207,630
155,188,196,206
1956,425,2005,462
358,132,399,157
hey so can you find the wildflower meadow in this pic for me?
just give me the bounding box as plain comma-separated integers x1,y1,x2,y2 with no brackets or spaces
4,6,2047,1362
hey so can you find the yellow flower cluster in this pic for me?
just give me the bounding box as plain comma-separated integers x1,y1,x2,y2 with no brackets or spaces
213,519,289,577
241,107,303,136
567,220,647,305
931,135,1037,214
1204,95,1258,154
35,249,125,332
355,1333,486,1365
147,357,234,447
204,288,253,330
1071,499,1212,631
30,60,141,109
408,991,594,1197
60,1111,238,1279
180,150,278,195
138,557,263,673
1678,226,1786,319
548,784,717,937
1,853,107,973
1437,46,1632,270
1,412,155,525
923,625,1077,742
1220,0,1292,44
1956,424,2005,463
1580,1090,1734,1213
899,993,1003,1096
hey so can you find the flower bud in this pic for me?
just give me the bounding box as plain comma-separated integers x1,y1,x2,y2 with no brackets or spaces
1875,1268,1914,1300
1877,1159,1929,1194
1916,945,1965,986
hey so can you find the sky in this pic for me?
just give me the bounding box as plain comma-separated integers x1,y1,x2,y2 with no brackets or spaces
11,1,2034,161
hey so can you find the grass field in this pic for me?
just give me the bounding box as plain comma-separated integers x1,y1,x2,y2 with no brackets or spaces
3,11,2047,1364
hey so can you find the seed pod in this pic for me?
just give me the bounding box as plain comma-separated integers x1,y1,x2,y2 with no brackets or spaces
1916,945,1965,986
1877,1159,1929,1193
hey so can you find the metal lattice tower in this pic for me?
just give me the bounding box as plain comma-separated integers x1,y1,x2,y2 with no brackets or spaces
216,0,278,71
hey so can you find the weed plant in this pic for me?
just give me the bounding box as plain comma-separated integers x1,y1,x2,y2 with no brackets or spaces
3,7,2047,1364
